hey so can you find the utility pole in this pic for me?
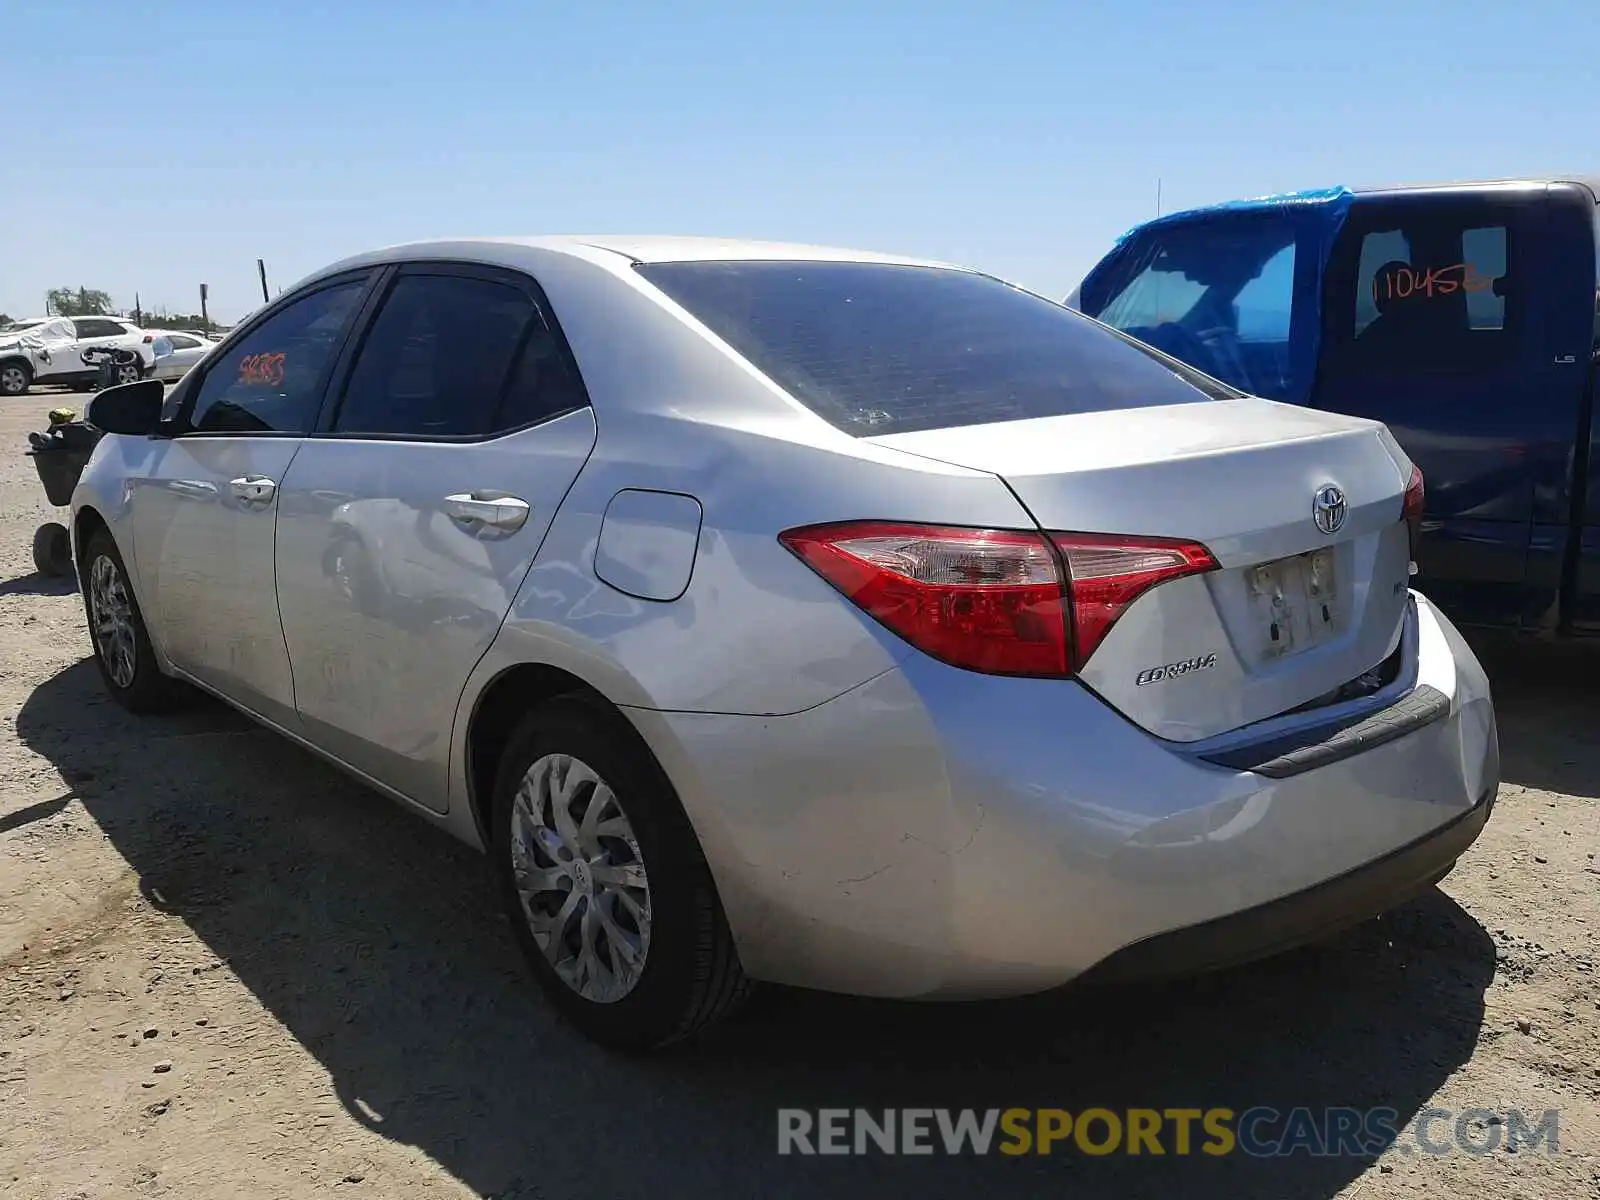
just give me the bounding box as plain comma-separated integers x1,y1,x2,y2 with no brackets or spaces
1156,178,1163,218
199,283,210,332
257,259,270,304
134,292,143,326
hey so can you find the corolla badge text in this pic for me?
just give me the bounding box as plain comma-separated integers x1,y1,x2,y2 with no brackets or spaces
1135,652,1218,686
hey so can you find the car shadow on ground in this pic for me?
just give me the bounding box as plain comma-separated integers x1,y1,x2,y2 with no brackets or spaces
0,570,78,598
16,658,1503,1200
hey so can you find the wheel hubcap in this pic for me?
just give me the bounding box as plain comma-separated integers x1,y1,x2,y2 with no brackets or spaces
1,366,24,393
116,364,139,385
509,753,652,1003
88,554,137,689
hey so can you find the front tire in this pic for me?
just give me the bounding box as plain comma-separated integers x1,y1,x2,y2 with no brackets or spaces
491,696,750,1051
80,528,188,713
0,360,31,396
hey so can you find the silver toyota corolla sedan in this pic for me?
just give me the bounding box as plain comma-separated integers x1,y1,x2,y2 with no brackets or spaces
70,236,1499,1051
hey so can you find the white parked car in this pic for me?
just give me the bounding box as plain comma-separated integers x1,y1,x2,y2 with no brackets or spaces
149,331,217,381
0,316,157,395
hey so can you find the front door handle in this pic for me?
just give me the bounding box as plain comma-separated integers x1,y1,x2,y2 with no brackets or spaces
229,475,277,505
443,491,531,533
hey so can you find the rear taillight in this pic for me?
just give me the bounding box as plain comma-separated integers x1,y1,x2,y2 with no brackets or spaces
779,521,1216,677
1049,533,1219,667
1402,465,1424,566
142,334,153,343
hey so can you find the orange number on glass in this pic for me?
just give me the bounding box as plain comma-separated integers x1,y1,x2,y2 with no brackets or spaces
1374,263,1499,307
237,352,286,386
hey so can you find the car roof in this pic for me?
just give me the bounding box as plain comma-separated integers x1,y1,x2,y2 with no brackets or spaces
557,235,952,266
322,234,960,273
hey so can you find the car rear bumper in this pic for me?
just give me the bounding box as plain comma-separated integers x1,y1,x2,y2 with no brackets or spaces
1073,783,1492,983
633,593,1498,999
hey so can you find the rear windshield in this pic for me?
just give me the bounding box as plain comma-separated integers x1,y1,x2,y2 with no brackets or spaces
635,261,1237,437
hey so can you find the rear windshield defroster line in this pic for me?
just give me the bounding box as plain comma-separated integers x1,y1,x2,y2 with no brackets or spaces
636,260,1239,437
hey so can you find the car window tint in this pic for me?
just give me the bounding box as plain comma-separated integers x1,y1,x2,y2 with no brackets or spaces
334,274,534,437
189,281,366,435
1088,217,1302,400
168,335,201,349
637,261,1230,437
493,319,589,432
74,318,125,338
1326,211,1517,373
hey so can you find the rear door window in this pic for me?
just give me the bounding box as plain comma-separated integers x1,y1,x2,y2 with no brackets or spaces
329,270,586,438
73,317,126,339
1323,205,1524,374
636,261,1232,438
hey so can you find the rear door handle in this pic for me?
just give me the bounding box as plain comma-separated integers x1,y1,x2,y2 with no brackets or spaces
229,475,277,505
443,492,531,533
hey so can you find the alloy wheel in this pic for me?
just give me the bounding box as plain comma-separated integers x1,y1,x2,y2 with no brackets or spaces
508,752,653,1003
88,554,137,689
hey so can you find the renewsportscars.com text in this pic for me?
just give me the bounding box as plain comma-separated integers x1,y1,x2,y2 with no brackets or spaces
777,1106,1560,1158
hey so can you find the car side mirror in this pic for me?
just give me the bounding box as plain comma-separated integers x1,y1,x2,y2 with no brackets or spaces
85,379,164,436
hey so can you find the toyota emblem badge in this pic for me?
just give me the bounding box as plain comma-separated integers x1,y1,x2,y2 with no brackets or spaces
1313,484,1347,535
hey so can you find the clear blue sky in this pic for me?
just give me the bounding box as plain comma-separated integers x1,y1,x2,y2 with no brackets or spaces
3,0,1596,323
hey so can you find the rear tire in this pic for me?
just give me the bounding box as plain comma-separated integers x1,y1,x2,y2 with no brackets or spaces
113,360,142,387
0,360,31,396
80,528,189,713
491,695,750,1051
32,523,71,577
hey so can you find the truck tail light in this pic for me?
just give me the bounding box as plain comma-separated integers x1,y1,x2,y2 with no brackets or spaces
779,521,1216,676
1402,465,1424,568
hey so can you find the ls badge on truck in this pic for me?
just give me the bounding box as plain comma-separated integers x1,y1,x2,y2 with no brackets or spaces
1135,652,1218,687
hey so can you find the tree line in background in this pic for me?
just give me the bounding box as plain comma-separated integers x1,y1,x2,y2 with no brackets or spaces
39,285,215,332
46,287,115,317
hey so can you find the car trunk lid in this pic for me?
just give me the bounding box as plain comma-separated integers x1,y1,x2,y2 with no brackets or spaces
870,397,1415,741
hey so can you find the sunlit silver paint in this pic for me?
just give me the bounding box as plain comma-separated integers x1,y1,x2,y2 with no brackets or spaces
71,236,1499,1001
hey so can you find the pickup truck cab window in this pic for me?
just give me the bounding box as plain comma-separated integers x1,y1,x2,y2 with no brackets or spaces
1074,213,1307,401
1324,210,1518,374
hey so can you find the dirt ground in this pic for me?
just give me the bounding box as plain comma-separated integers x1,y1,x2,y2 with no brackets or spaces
0,392,1596,1200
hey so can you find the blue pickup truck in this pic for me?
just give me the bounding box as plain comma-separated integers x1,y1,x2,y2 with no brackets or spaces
1072,177,1600,638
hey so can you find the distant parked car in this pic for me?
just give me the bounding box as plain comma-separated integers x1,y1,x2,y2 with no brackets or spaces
73,236,1498,1051
0,315,157,395
149,331,216,381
